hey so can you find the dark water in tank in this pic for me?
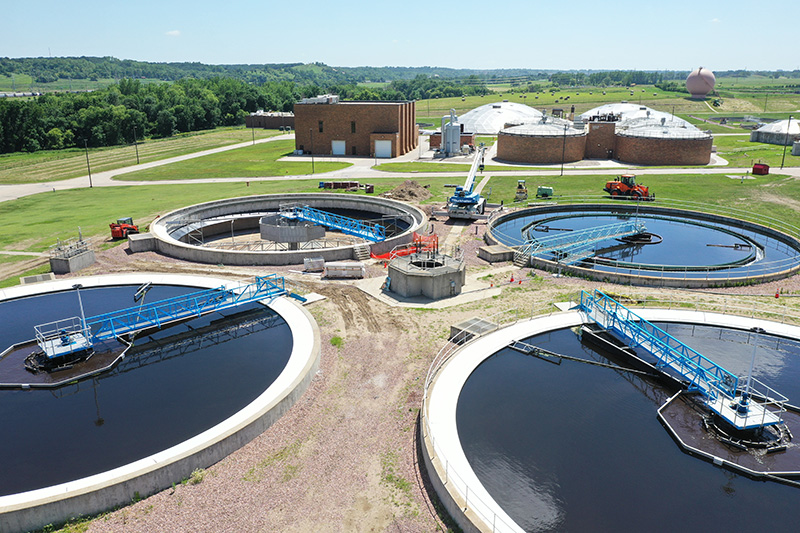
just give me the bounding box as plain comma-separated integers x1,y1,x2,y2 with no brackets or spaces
457,324,800,532
491,211,798,278
0,285,292,496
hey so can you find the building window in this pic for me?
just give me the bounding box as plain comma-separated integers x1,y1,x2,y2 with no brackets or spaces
318,121,324,133
351,121,356,134
352,146,357,155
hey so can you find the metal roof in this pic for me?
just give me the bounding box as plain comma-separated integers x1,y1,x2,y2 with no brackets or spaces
457,101,543,134
755,119,800,135
501,118,585,137
579,103,692,128
617,119,712,140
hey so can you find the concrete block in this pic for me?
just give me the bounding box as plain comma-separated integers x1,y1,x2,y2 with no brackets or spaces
128,233,157,253
49,250,95,274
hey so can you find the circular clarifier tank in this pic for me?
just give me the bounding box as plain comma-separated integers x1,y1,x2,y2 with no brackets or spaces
487,203,800,287
149,193,427,265
422,310,800,532
0,274,320,532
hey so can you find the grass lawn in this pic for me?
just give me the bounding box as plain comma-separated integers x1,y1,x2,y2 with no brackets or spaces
0,127,284,185
713,135,800,168
483,173,800,227
114,139,350,181
374,161,550,173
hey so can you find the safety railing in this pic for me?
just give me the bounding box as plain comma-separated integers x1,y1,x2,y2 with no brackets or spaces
280,204,386,242
87,275,285,341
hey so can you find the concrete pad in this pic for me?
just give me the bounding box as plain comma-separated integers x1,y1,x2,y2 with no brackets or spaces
354,275,501,309
301,292,326,305
553,301,579,311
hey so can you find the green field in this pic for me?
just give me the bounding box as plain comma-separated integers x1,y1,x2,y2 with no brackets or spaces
115,139,350,181
0,127,283,185
713,135,800,168
0,74,164,93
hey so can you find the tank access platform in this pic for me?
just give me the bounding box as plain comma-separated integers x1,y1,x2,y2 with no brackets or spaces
578,289,787,431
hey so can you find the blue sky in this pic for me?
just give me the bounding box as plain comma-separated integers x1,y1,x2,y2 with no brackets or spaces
3,0,798,71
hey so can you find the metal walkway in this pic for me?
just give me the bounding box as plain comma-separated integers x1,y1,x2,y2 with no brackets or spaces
86,275,287,342
514,220,646,266
280,205,385,242
34,276,287,361
578,289,786,430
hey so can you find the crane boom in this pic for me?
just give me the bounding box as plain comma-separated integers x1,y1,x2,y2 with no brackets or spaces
447,146,487,218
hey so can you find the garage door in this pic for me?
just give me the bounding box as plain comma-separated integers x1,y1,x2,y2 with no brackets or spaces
374,140,392,158
331,140,346,155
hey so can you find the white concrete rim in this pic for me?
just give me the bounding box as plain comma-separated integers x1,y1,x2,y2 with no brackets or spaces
424,308,800,533
0,273,318,515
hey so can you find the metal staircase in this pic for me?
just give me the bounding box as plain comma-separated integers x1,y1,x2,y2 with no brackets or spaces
578,289,786,430
353,244,371,261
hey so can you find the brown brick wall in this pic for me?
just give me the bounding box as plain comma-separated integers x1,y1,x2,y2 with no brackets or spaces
428,132,476,149
615,135,712,165
294,101,417,157
585,122,617,159
245,115,295,129
496,132,587,164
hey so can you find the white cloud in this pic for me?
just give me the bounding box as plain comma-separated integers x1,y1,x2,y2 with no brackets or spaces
710,18,720,23
165,30,181,37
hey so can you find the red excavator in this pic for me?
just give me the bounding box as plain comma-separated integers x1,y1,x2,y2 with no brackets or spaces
603,174,654,201
109,217,139,239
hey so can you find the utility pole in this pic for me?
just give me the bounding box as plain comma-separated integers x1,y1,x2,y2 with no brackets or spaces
83,139,93,188
781,116,793,169
132,125,140,164
560,124,568,176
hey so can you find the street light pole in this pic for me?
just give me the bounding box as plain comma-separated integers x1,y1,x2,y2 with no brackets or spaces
83,139,93,188
310,128,315,174
560,123,567,176
781,115,793,170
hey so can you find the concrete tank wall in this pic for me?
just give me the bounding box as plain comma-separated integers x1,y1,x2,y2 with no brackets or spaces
150,194,426,266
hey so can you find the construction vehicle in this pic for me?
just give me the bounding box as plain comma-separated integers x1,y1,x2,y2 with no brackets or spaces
109,217,139,239
603,174,654,201
515,180,528,202
447,146,487,218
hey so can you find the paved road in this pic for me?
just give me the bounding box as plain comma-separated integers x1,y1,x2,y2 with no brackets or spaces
1,133,798,204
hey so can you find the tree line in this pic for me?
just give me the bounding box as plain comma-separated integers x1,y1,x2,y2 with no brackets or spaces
0,76,489,154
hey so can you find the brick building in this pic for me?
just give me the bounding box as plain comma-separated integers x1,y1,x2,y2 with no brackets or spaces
245,111,294,130
294,96,418,158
